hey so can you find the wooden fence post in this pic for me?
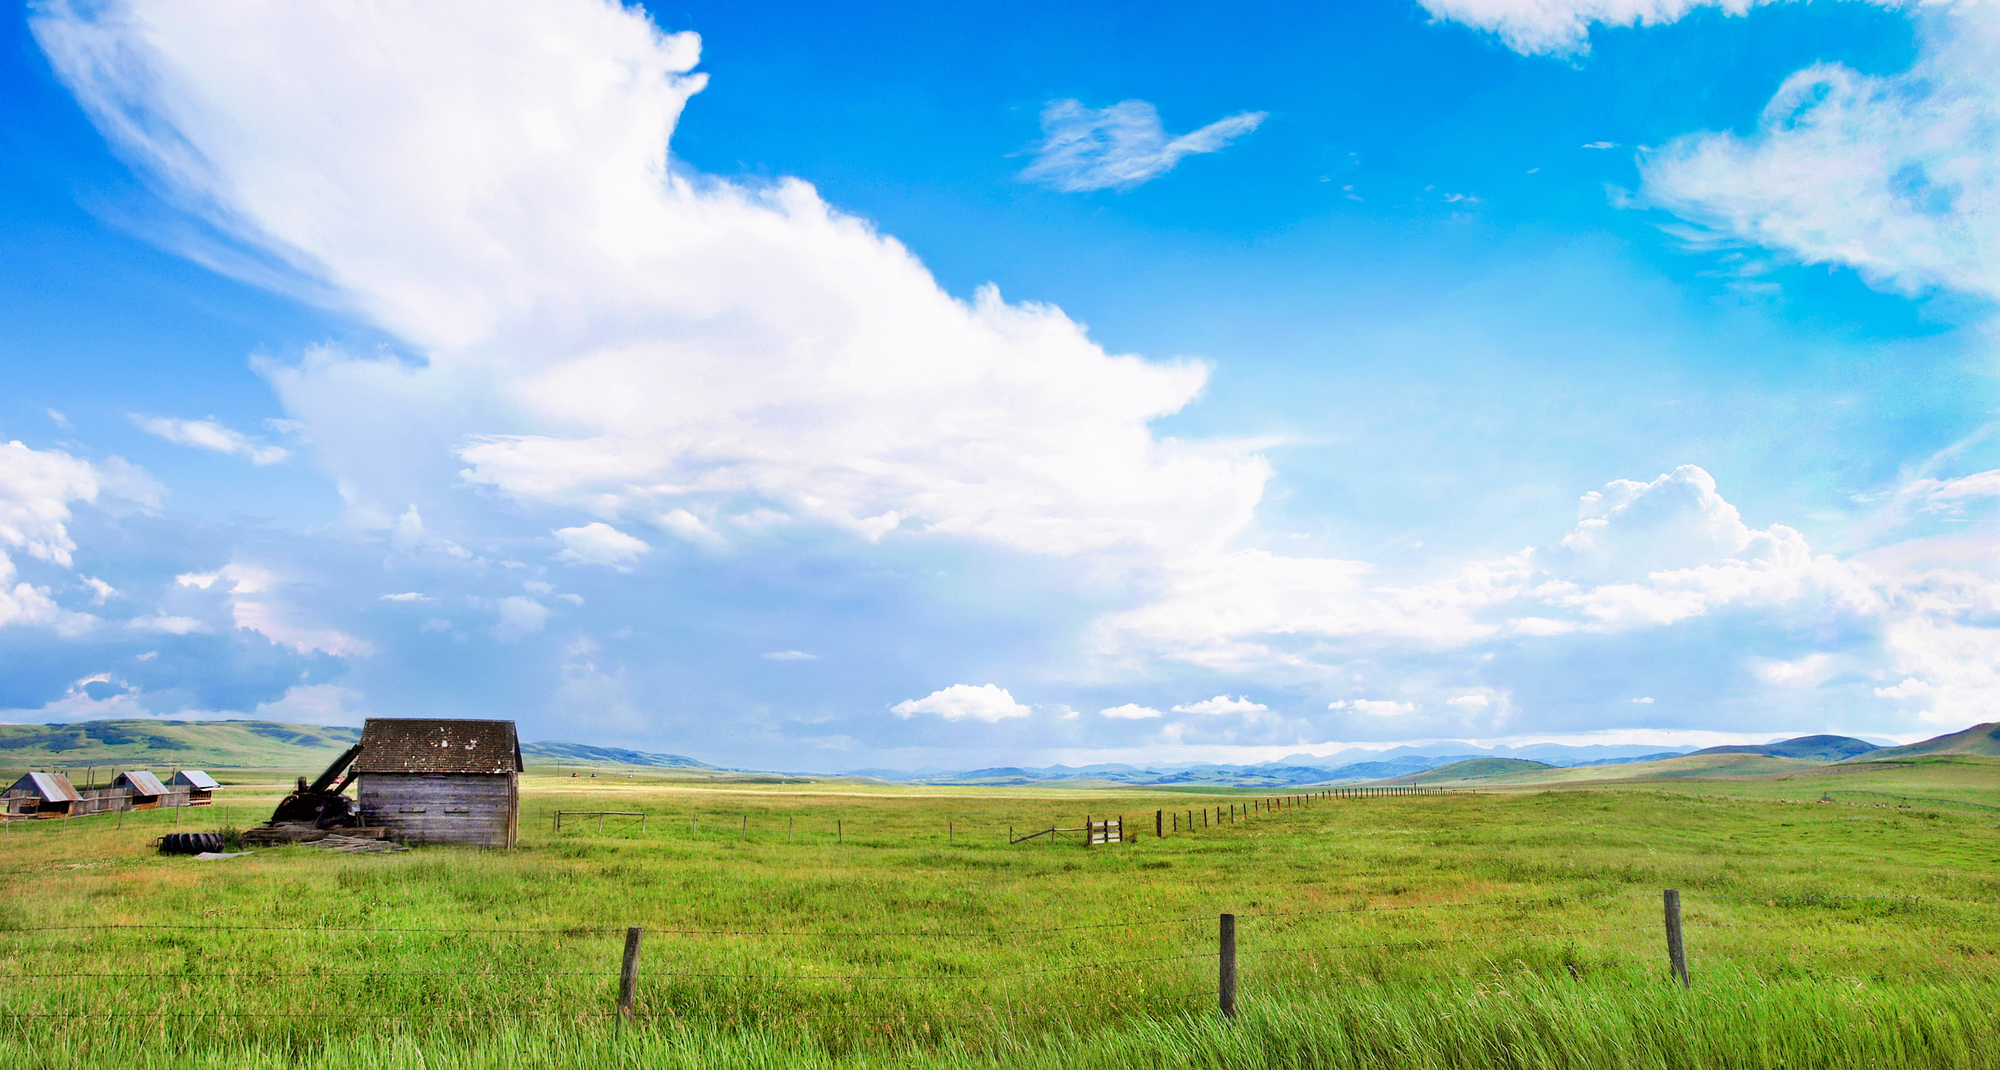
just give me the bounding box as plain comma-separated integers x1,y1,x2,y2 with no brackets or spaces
1664,889,1690,988
838,819,843,844
618,926,643,1023
1219,913,1237,1020
1156,810,1163,838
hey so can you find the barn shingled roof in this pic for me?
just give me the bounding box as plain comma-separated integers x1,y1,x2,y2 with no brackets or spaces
354,719,523,775
113,770,168,795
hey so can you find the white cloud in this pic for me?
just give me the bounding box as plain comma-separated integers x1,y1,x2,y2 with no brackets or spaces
81,576,118,603
251,683,368,725
763,650,819,661
33,0,1268,567
1171,694,1267,715
494,596,550,641
1099,703,1165,719
127,614,208,635
0,440,106,569
1447,694,1491,709
1908,469,2000,513
380,591,430,602
1582,141,1620,149
1020,98,1266,192
1632,696,1655,703
0,571,68,631
1416,0,1830,57
131,414,288,464
206,561,375,656
1097,466,1876,674
1330,699,1417,716
0,442,146,635
891,683,1032,722
1640,7,2000,302
46,409,70,429
554,522,651,570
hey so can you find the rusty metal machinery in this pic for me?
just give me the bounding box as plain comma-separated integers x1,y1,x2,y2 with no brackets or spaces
269,742,363,828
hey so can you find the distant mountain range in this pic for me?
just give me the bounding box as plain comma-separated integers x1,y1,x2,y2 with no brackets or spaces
522,740,718,769
843,742,1702,787
3,718,1991,791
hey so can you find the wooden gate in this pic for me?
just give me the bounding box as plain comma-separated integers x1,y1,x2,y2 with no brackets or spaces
1086,815,1123,846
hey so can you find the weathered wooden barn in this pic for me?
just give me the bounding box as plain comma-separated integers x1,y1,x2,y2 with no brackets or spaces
111,770,169,809
6,772,82,817
354,719,521,848
171,770,219,805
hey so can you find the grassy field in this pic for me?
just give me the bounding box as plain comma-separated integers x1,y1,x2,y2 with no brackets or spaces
1409,753,2000,815
0,770,1995,1068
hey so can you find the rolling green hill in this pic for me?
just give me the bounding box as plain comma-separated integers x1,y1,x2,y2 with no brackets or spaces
1850,722,2000,760
1693,734,1881,761
1380,757,1552,784
0,719,718,776
1382,752,1826,789
0,719,359,772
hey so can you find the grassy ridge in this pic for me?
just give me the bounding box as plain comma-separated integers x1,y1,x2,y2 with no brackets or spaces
0,719,359,770
0,770,1994,1065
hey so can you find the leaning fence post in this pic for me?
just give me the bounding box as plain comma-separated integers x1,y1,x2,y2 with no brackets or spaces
1219,913,1237,1020
618,926,643,1023
1663,889,1690,988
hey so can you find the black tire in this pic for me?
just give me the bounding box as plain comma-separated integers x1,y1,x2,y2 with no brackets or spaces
158,832,226,855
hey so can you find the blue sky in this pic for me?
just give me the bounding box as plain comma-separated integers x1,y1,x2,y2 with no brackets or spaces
2,0,1997,770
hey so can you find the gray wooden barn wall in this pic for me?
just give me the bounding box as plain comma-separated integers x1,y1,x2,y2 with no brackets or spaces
358,773,518,848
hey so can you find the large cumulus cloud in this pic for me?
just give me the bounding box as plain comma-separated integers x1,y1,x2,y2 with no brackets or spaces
34,0,1267,563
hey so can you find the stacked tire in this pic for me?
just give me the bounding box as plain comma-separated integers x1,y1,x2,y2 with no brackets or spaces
158,832,226,855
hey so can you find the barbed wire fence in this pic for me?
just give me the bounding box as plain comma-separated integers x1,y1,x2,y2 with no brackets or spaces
1,889,1994,1040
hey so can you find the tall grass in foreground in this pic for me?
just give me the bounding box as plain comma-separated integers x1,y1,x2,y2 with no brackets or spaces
3,972,1995,1069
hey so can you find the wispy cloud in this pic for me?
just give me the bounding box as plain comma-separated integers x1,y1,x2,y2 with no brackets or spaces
1417,0,1845,57
1021,99,1265,192
1172,695,1266,715
1639,6,2000,302
131,414,288,465
763,650,819,661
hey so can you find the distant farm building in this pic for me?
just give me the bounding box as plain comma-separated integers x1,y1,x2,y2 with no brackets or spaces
354,719,521,848
171,770,219,805
111,770,169,809
6,772,82,818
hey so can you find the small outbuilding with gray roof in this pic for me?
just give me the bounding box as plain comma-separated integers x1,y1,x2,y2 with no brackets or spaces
171,770,219,805
354,718,521,848
111,770,169,809
6,772,82,817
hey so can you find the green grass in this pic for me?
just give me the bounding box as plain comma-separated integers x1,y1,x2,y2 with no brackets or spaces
0,772,1995,1067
